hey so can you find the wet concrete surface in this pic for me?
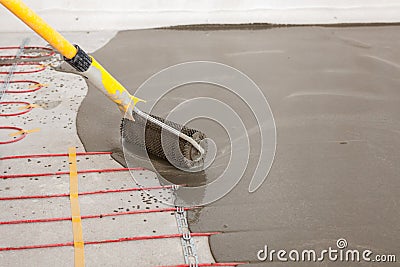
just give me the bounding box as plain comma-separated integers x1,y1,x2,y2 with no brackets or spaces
77,26,400,265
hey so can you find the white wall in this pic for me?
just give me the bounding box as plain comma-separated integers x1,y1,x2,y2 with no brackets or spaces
1,0,400,32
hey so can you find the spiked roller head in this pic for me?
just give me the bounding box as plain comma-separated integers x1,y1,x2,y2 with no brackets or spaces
121,111,207,170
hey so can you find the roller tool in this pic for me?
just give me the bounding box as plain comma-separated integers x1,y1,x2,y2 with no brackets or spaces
1,0,207,169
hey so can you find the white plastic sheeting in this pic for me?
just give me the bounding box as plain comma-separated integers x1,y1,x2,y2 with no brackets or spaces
1,0,400,32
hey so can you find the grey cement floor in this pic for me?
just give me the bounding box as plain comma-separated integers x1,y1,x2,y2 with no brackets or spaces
77,26,400,266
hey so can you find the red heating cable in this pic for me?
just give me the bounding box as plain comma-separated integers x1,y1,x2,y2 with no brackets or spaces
0,126,26,145
0,232,219,251
0,80,44,94
0,101,33,117
0,62,45,74
0,151,112,160
0,46,55,59
0,207,191,225
0,185,174,201
0,167,146,179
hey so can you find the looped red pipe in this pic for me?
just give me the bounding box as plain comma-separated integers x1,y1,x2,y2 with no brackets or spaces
0,62,45,74
0,101,33,116
0,80,43,93
0,126,26,144
0,46,55,59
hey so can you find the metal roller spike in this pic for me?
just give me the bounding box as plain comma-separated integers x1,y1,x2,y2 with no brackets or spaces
121,109,207,170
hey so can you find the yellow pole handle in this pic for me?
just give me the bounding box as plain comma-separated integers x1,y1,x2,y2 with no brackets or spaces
0,0,77,59
1,0,144,115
